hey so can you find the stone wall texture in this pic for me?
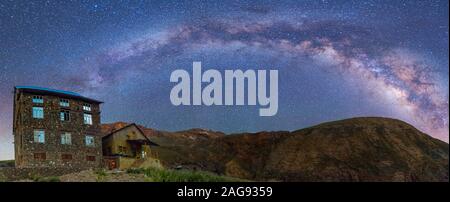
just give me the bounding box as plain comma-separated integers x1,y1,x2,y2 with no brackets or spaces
13,90,103,169
0,167,85,181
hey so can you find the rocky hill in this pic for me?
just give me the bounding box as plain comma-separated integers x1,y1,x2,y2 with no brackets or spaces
102,117,449,182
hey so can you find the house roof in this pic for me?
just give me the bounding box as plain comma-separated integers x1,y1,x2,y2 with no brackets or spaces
15,86,103,104
102,123,159,146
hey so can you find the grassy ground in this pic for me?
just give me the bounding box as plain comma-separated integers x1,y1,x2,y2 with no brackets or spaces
126,168,247,182
0,159,247,182
35,168,248,182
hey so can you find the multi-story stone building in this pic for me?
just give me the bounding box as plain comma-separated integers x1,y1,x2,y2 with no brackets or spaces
13,86,103,168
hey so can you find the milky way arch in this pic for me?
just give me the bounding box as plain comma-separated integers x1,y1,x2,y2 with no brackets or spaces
72,19,449,141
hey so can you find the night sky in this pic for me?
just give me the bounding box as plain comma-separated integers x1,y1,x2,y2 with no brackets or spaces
0,0,448,160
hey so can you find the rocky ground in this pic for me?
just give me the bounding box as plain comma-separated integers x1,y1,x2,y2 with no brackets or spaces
59,169,147,182
9,167,244,182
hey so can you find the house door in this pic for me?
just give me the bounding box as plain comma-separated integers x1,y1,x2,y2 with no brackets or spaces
107,159,117,170
135,145,142,159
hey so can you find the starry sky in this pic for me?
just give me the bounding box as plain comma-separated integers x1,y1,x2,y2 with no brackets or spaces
0,0,448,160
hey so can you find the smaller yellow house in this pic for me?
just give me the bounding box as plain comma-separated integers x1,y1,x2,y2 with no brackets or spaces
102,123,159,170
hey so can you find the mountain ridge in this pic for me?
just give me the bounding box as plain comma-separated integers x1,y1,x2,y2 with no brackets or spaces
101,117,449,182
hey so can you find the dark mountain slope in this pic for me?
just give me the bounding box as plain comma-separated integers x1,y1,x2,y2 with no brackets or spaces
102,117,449,182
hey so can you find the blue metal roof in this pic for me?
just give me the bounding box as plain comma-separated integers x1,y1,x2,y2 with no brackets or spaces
15,86,81,96
15,86,102,103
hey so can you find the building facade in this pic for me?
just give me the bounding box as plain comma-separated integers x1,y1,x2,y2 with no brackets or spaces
102,123,159,170
13,86,103,168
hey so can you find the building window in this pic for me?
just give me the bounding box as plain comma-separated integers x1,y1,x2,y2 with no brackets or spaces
33,130,45,143
32,107,44,119
61,154,72,161
85,135,95,147
61,133,72,145
120,146,127,154
60,99,69,107
83,113,92,125
86,156,96,161
34,153,46,160
60,110,70,121
32,96,43,104
83,103,91,111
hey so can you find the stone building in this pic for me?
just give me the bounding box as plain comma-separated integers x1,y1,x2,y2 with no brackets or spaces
13,86,103,168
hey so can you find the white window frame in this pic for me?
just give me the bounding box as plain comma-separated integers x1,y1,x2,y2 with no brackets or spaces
32,107,44,119
85,135,95,147
33,130,45,143
59,99,70,107
83,113,92,125
60,110,70,121
61,133,72,145
32,95,43,104
83,103,91,111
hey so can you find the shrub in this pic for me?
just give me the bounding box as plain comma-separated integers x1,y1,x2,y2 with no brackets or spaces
95,169,107,182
